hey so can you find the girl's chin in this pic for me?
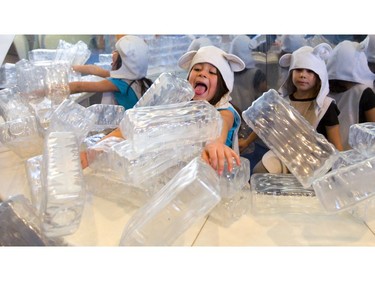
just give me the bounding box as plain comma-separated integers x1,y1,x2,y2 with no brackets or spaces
193,94,207,100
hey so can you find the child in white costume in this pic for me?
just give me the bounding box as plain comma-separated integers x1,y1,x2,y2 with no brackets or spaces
327,40,375,150
277,35,308,89
69,35,152,109
255,43,343,173
278,44,339,132
178,45,245,174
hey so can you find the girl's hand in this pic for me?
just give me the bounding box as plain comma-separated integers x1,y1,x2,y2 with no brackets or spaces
201,140,240,175
80,151,89,169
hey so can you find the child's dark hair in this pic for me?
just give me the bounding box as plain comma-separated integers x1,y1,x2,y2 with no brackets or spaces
209,70,229,106
127,78,154,97
329,79,358,93
112,52,122,70
140,78,153,95
112,50,153,96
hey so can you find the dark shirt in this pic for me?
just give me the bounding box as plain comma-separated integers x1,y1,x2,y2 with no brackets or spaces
359,87,375,122
289,94,340,138
316,102,340,137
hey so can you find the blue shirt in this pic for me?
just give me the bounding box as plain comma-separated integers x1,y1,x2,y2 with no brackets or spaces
217,106,241,148
108,77,138,110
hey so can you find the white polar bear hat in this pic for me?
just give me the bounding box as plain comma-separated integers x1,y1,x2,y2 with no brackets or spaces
327,39,375,87
187,37,213,52
278,43,332,109
228,35,258,69
281,34,307,53
110,35,149,80
178,45,245,93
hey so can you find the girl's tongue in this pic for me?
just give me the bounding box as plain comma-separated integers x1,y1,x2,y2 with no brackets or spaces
194,84,207,95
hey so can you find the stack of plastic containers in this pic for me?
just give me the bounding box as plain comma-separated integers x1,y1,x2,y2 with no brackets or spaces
313,122,375,213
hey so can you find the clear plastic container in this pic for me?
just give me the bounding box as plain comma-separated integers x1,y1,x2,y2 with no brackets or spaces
40,131,86,237
250,173,323,215
119,157,221,246
134,72,194,108
312,155,375,213
0,116,44,159
242,89,339,188
349,122,375,158
0,195,63,246
120,100,222,154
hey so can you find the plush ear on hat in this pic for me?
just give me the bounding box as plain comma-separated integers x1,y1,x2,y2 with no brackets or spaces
358,38,367,52
178,50,197,70
279,53,292,68
248,38,259,50
312,43,332,61
223,53,245,72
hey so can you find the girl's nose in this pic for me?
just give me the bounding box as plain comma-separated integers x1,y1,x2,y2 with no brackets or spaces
198,68,208,78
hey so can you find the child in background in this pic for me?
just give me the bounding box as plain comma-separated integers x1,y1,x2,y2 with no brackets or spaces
228,35,267,113
69,35,153,109
276,35,308,89
71,46,121,105
228,35,268,175
178,45,245,174
253,43,344,174
327,39,375,150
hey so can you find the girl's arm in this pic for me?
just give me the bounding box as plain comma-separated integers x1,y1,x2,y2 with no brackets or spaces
238,131,258,152
365,107,375,122
80,128,125,169
201,109,240,175
69,79,118,94
102,128,124,140
326,124,344,151
72,65,110,78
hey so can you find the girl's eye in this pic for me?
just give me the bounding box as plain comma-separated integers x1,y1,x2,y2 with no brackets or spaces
209,71,217,75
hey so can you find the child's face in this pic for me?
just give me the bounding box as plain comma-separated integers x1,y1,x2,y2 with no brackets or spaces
188,63,218,102
292,68,318,92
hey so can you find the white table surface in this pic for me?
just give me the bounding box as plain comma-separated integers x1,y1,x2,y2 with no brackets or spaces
195,202,375,246
1,142,375,246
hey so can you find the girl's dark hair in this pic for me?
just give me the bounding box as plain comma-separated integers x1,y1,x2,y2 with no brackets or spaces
112,51,122,70
329,79,358,93
126,78,153,97
113,50,153,96
138,78,153,96
208,70,229,106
